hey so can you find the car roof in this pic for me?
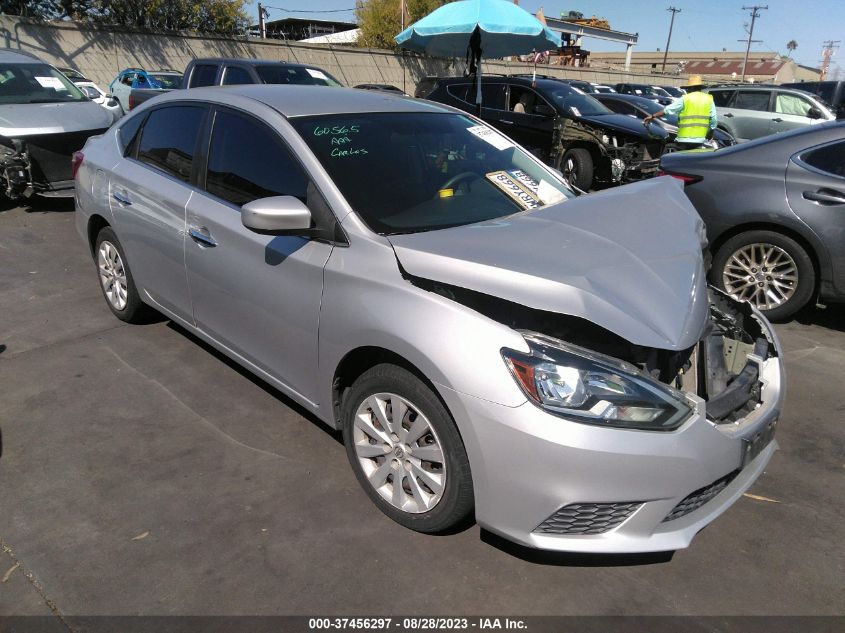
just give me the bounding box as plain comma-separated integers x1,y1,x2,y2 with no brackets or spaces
154,85,452,117
0,49,46,64
192,58,324,70
595,93,656,106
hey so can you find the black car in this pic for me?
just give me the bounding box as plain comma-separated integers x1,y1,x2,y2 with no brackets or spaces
661,86,686,98
595,93,736,148
660,121,845,319
354,83,409,96
615,83,674,106
780,80,845,119
420,76,668,190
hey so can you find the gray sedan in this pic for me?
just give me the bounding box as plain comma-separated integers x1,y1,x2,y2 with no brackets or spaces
74,85,784,553
660,121,845,320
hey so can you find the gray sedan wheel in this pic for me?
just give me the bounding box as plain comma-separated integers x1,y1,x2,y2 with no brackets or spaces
94,227,154,324
342,364,474,533
712,230,815,321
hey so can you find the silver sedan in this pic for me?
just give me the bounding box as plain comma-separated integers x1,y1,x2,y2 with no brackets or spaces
74,85,784,553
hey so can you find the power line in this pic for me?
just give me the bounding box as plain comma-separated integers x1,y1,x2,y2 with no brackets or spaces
661,7,681,73
739,5,767,82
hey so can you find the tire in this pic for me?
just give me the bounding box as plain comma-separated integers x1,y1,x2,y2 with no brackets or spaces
341,364,474,534
93,227,154,323
560,148,594,191
711,230,815,321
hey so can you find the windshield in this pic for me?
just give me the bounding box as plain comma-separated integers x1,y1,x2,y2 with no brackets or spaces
541,84,613,116
0,63,87,104
292,113,574,235
149,73,182,89
256,65,342,87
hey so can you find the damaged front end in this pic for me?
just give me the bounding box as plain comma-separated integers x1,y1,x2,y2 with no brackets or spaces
410,273,780,431
0,137,34,200
551,118,665,185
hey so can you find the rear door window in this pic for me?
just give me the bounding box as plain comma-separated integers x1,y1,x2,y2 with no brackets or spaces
136,105,205,182
222,66,253,86
480,83,507,110
447,84,471,102
801,141,845,178
204,109,309,207
733,90,772,111
709,89,736,107
189,64,218,88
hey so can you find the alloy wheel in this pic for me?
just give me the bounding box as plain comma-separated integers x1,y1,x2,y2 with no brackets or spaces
97,240,128,311
352,392,446,514
722,242,798,310
562,157,578,185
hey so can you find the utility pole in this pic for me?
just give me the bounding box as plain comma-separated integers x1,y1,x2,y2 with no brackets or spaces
740,5,767,82
661,7,681,73
258,2,267,39
820,40,840,80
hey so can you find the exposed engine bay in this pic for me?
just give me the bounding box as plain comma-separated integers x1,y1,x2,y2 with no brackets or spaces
550,119,665,185
0,137,34,199
409,273,775,424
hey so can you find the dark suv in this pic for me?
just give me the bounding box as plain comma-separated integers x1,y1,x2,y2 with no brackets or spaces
420,76,668,190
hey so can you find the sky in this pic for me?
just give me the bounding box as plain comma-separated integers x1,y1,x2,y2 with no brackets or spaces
247,0,843,73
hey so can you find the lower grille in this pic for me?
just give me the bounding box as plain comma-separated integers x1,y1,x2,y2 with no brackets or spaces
663,470,740,522
535,502,641,535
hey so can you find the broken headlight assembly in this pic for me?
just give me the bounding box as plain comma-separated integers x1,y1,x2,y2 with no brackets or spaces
502,333,693,431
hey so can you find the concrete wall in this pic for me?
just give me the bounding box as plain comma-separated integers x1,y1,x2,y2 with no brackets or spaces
0,15,682,93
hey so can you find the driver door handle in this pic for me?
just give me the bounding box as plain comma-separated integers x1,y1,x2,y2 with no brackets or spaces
723,112,734,118
112,190,132,206
499,119,514,125
772,117,783,123
189,226,218,247
803,189,845,205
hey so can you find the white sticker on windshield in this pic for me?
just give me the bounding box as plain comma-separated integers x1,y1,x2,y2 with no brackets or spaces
537,179,566,205
35,76,66,90
306,68,329,80
467,125,514,151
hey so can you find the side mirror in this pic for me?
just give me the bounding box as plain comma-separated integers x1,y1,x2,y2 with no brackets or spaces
534,103,555,117
807,106,822,120
241,195,312,234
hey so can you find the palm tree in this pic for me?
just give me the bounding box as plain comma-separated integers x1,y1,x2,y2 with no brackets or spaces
786,40,798,58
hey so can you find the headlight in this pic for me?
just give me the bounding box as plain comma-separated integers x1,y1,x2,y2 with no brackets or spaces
502,333,693,431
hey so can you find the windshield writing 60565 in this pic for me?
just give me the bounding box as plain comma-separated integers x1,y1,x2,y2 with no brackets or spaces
313,125,360,136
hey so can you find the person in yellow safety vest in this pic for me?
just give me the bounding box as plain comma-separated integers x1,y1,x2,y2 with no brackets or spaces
643,74,717,149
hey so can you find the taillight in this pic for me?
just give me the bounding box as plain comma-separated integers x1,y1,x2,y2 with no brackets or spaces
657,169,702,186
71,151,84,180
128,93,135,110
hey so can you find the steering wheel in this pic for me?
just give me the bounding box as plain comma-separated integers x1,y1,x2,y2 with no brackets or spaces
438,171,481,195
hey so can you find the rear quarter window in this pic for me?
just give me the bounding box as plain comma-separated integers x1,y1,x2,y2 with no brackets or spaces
708,90,735,107
801,141,845,178
189,64,218,88
733,90,771,111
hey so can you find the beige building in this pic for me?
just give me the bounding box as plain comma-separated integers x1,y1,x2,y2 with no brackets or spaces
589,50,820,83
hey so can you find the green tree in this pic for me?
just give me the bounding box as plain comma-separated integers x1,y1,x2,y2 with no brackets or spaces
356,0,449,49
786,39,798,57
0,0,250,33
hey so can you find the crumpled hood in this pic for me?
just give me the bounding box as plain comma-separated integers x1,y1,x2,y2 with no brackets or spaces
577,112,668,139
0,101,112,137
388,177,709,351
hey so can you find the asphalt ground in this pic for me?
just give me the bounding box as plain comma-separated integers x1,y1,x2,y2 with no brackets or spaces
0,199,843,621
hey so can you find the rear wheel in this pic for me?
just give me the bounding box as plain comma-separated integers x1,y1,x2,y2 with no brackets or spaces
94,227,154,323
560,148,594,191
711,230,815,321
341,364,474,533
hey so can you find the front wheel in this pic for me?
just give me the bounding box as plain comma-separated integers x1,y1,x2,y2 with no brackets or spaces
711,230,815,321
341,364,474,533
560,148,594,191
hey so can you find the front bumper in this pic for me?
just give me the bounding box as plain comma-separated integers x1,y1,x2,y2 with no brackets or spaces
438,311,784,553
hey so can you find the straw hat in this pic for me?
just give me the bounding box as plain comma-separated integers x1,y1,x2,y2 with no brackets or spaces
683,74,705,88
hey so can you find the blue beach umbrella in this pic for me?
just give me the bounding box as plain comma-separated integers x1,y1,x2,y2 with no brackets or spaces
395,0,561,109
